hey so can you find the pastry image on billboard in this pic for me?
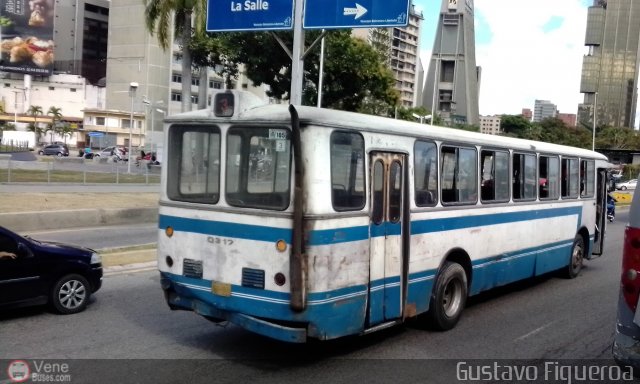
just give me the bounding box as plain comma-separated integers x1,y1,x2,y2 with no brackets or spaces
0,0,55,74
1,36,53,67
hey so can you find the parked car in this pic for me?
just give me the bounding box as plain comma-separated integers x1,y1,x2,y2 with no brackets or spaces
0,226,102,314
38,143,69,157
613,175,640,371
616,179,637,191
95,146,127,162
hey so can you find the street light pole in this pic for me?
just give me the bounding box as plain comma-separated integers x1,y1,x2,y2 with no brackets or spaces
127,82,138,173
592,92,597,151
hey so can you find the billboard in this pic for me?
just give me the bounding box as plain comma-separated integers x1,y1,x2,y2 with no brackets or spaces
0,0,54,75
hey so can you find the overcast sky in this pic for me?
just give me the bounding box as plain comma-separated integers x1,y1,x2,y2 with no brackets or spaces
413,0,592,117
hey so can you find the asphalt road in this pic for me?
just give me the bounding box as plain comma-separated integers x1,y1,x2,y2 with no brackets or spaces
0,212,628,383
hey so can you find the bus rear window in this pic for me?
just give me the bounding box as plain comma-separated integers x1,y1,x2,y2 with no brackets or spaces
226,127,291,210
167,126,221,204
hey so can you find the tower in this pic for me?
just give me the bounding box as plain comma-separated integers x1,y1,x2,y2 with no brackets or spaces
579,0,640,129
423,0,480,126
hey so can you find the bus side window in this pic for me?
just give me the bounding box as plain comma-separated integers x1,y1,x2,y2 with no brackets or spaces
414,140,438,207
331,131,365,211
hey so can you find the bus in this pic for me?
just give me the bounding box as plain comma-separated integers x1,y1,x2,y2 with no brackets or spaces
157,90,610,343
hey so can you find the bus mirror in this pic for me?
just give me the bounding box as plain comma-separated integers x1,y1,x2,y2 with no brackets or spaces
214,93,234,117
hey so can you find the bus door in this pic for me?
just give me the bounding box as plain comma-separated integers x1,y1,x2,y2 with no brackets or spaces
592,168,608,256
368,152,407,325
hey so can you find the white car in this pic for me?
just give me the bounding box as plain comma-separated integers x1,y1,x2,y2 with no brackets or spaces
616,179,637,190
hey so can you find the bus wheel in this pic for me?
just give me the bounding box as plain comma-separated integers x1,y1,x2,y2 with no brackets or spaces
428,261,468,331
565,235,585,279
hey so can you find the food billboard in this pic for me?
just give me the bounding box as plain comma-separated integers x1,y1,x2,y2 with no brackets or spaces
0,0,54,75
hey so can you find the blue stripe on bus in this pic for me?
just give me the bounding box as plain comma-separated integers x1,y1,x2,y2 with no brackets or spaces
159,215,293,243
160,206,582,246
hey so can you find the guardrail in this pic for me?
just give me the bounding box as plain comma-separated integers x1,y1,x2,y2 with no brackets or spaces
0,155,161,184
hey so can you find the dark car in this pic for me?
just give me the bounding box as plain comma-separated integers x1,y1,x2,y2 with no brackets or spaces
38,143,70,157
0,226,102,314
613,173,640,371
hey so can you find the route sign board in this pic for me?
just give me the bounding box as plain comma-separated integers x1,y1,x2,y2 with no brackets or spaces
207,0,294,32
303,0,410,29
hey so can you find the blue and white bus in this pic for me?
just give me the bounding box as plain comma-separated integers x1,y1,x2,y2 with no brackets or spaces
157,91,610,343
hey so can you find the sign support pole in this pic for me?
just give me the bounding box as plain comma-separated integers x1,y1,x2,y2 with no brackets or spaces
290,0,304,105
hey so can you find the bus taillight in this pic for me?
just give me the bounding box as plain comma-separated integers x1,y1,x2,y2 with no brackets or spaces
621,227,640,311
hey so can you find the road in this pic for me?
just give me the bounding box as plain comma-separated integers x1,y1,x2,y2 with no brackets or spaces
0,212,629,383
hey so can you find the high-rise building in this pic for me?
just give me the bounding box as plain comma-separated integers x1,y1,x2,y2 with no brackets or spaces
579,0,640,129
479,115,501,135
521,108,533,121
54,0,109,85
557,113,577,127
533,100,557,122
353,3,424,108
422,0,480,126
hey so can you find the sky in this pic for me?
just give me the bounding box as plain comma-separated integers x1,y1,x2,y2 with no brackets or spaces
412,0,593,117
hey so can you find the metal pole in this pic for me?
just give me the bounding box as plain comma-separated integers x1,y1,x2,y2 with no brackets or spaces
128,90,134,173
150,108,155,153
290,0,305,105
592,92,597,151
317,30,325,108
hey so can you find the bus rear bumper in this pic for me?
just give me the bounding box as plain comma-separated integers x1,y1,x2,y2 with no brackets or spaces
160,275,307,343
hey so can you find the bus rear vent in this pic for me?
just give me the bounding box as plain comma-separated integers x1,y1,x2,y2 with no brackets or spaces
183,259,203,279
242,268,265,289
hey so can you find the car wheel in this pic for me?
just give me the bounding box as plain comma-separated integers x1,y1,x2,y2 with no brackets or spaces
565,235,584,279
427,261,467,331
38,150,44,155
50,274,91,314
622,186,627,190
56,152,63,157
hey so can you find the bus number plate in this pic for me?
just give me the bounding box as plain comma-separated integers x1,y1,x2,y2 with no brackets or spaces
269,129,288,140
212,281,231,297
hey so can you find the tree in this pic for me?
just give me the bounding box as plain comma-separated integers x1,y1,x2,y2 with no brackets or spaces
144,0,206,112
27,105,43,142
59,123,74,144
218,30,398,112
500,114,532,137
596,126,640,150
46,106,62,142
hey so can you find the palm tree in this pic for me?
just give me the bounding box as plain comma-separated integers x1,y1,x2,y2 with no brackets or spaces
27,105,43,142
46,106,63,142
144,0,206,112
59,123,74,144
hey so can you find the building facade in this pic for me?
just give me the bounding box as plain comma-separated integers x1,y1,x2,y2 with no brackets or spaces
479,115,502,135
422,0,480,126
521,108,532,121
352,3,424,108
579,0,640,129
533,99,557,122
557,113,577,127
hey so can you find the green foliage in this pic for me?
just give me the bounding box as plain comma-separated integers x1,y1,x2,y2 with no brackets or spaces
500,114,532,136
595,126,640,150
217,30,398,111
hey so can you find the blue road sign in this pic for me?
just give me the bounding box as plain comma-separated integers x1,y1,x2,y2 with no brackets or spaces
207,0,294,32
303,0,410,29
88,132,105,137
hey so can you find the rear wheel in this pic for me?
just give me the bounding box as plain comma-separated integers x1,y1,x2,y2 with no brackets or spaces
565,235,585,279
50,274,91,314
427,261,468,331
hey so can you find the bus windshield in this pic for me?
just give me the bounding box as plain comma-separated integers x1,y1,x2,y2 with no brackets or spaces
225,126,291,210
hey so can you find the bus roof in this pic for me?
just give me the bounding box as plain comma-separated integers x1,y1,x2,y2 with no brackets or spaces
166,101,608,161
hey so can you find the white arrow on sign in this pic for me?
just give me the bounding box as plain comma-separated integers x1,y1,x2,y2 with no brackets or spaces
343,3,368,19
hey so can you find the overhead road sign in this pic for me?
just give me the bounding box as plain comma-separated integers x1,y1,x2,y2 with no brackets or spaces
303,0,410,29
206,0,294,32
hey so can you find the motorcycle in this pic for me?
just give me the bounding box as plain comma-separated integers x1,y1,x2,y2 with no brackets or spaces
607,195,616,222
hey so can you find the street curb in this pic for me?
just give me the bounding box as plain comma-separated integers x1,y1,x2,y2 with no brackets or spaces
0,207,158,232
104,260,157,276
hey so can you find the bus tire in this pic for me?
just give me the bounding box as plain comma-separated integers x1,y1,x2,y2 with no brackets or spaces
565,235,585,279
428,261,468,331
